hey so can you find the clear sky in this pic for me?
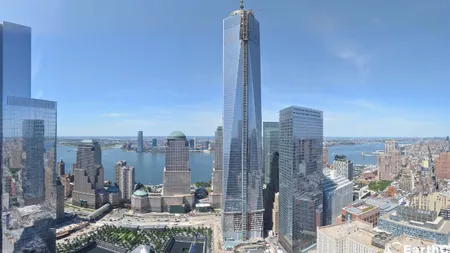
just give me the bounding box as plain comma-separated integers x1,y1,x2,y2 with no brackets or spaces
1,0,449,137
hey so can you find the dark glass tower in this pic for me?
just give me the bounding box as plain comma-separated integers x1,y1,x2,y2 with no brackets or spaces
222,1,263,248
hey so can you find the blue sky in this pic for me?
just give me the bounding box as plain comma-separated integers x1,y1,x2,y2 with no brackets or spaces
1,0,449,137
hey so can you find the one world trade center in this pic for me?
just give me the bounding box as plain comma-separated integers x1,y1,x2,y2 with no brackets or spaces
222,0,263,249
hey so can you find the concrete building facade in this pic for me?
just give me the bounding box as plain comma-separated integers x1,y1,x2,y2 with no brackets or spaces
410,192,450,212
378,150,401,181
114,160,135,200
378,140,401,180
436,152,450,180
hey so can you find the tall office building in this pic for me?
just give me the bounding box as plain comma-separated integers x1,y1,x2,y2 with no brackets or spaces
222,1,263,248
57,158,65,176
332,155,354,181
378,146,401,181
152,138,157,148
137,131,144,153
1,21,57,253
162,131,191,196
193,137,197,150
72,140,105,208
210,126,223,209
279,106,324,253
114,160,135,200
263,122,279,185
56,177,65,224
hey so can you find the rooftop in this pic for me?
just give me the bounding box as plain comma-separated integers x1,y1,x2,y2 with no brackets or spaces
345,202,378,215
380,210,450,234
318,220,381,250
168,131,186,140
133,189,148,197
385,235,436,253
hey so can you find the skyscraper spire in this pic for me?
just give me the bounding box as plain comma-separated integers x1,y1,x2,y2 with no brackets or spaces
240,0,244,10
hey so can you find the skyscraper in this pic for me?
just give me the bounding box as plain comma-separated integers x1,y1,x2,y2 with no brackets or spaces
162,131,191,196
210,126,223,209
72,140,105,208
222,1,263,247
137,131,143,153
56,177,65,224
1,21,57,252
378,141,401,180
279,106,324,253
114,160,135,200
263,122,279,185
152,138,157,148
57,158,66,176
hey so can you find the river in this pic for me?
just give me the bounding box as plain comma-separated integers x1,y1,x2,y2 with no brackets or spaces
57,142,406,184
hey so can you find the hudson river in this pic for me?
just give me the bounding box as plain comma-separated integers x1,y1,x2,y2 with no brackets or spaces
56,142,393,185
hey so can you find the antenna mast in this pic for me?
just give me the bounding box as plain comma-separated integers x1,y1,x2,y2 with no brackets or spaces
240,0,244,10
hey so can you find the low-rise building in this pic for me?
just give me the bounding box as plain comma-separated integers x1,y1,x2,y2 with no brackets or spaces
340,200,380,226
365,198,399,216
378,206,450,245
317,220,382,253
410,191,450,212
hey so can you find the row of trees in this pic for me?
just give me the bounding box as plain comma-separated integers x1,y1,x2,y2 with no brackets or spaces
56,225,212,253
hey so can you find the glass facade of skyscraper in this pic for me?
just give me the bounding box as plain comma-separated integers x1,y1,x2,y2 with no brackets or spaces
279,106,323,253
222,8,263,248
137,131,143,153
2,96,57,252
1,21,57,253
263,122,279,185
1,22,32,107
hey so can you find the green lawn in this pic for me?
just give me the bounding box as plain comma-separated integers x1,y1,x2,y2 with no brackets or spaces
368,180,392,191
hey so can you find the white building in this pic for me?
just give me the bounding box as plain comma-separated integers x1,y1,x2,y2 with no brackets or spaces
114,160,135,200
332,155,354,181
323,169,353,225
317,220,381,253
